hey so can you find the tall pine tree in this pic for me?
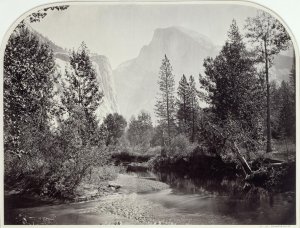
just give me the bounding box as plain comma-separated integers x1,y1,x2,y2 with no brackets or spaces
245,10,291,152
177,74,190,135
155,55,177,145
199,20,264,149
188,75,199,142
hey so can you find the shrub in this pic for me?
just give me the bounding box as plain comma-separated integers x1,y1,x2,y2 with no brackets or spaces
145,146,162,156
83,165,125,185
166,134,197,157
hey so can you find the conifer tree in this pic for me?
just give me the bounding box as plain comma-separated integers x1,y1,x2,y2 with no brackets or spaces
62,42,103,144
177,74,190,135
278,81,294,139
289,53,296,142
245,10,291,152
188,75,199,142
271,80,295,143
199,20,264,148
155,55,177,145
289,52,296,92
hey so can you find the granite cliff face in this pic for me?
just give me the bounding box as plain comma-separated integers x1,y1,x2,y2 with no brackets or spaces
91,54,119,119
54,52,119,121
113,26,219,120
32,28,119,120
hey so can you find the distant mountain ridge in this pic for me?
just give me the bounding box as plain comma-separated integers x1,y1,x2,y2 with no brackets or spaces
114,26,293,121
113,26,221,121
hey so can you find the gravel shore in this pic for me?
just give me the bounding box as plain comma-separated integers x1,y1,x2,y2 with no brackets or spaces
7,174,173,225
111,174,169,193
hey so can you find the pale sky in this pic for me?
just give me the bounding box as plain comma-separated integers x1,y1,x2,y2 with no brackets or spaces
30,4,259,69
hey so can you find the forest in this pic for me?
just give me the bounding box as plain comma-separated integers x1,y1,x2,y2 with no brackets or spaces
3,6,296,225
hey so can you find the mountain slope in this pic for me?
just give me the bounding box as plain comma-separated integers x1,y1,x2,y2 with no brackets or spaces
113,26,218,120
114,26,293,121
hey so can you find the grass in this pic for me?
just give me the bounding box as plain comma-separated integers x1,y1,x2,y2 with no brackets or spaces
242,139,295,163
267,139,296,162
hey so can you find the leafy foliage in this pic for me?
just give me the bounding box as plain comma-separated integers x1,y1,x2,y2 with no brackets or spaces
63,42,102,114
28,6,69,23
245,10,291,65
61,42,103,145
4,9,295,201
199,20,265,158
150,124,167,147
270,81,295,141
245,10,291,152
167,134,197,157
102,113,127,146
4,26,56,158
4,28,110,198
127,111,153,149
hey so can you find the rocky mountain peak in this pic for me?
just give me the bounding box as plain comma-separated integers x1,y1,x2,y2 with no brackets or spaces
113,26,293,121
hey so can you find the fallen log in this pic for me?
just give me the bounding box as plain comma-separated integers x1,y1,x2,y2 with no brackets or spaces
245,168,268,183
231,142,252,175
203,122,253,176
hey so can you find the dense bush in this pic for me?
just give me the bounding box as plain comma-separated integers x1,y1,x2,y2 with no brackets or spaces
166,134,197,157
101,113,127,146
82,165,125,185
127,111,153,148
145,146,162,156
3,29,120,199
5,128,109,198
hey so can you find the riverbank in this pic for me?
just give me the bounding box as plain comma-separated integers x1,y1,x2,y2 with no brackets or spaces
4,174,170,225
4,147,296,225
149,150,296,193
5,171,295,225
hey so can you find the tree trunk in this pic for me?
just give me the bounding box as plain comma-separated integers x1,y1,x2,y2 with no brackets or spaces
166,90,171,145
191,97,195,142
231,142,252,175
264,39,272,153
165,68,171,146
207,123,252,176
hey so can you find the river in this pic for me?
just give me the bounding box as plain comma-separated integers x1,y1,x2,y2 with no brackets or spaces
4,170,296,225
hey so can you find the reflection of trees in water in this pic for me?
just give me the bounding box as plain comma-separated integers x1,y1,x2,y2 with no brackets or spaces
153,171,293,224
155,171,271,203
150,170,295,224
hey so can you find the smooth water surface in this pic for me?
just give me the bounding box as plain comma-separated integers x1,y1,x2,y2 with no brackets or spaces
5,170,296,225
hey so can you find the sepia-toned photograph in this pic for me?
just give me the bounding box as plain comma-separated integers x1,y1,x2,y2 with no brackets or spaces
1,1,297,225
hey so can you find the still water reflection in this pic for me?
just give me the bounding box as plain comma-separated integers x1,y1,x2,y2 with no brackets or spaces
135,170,296,224
5,170,295,225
